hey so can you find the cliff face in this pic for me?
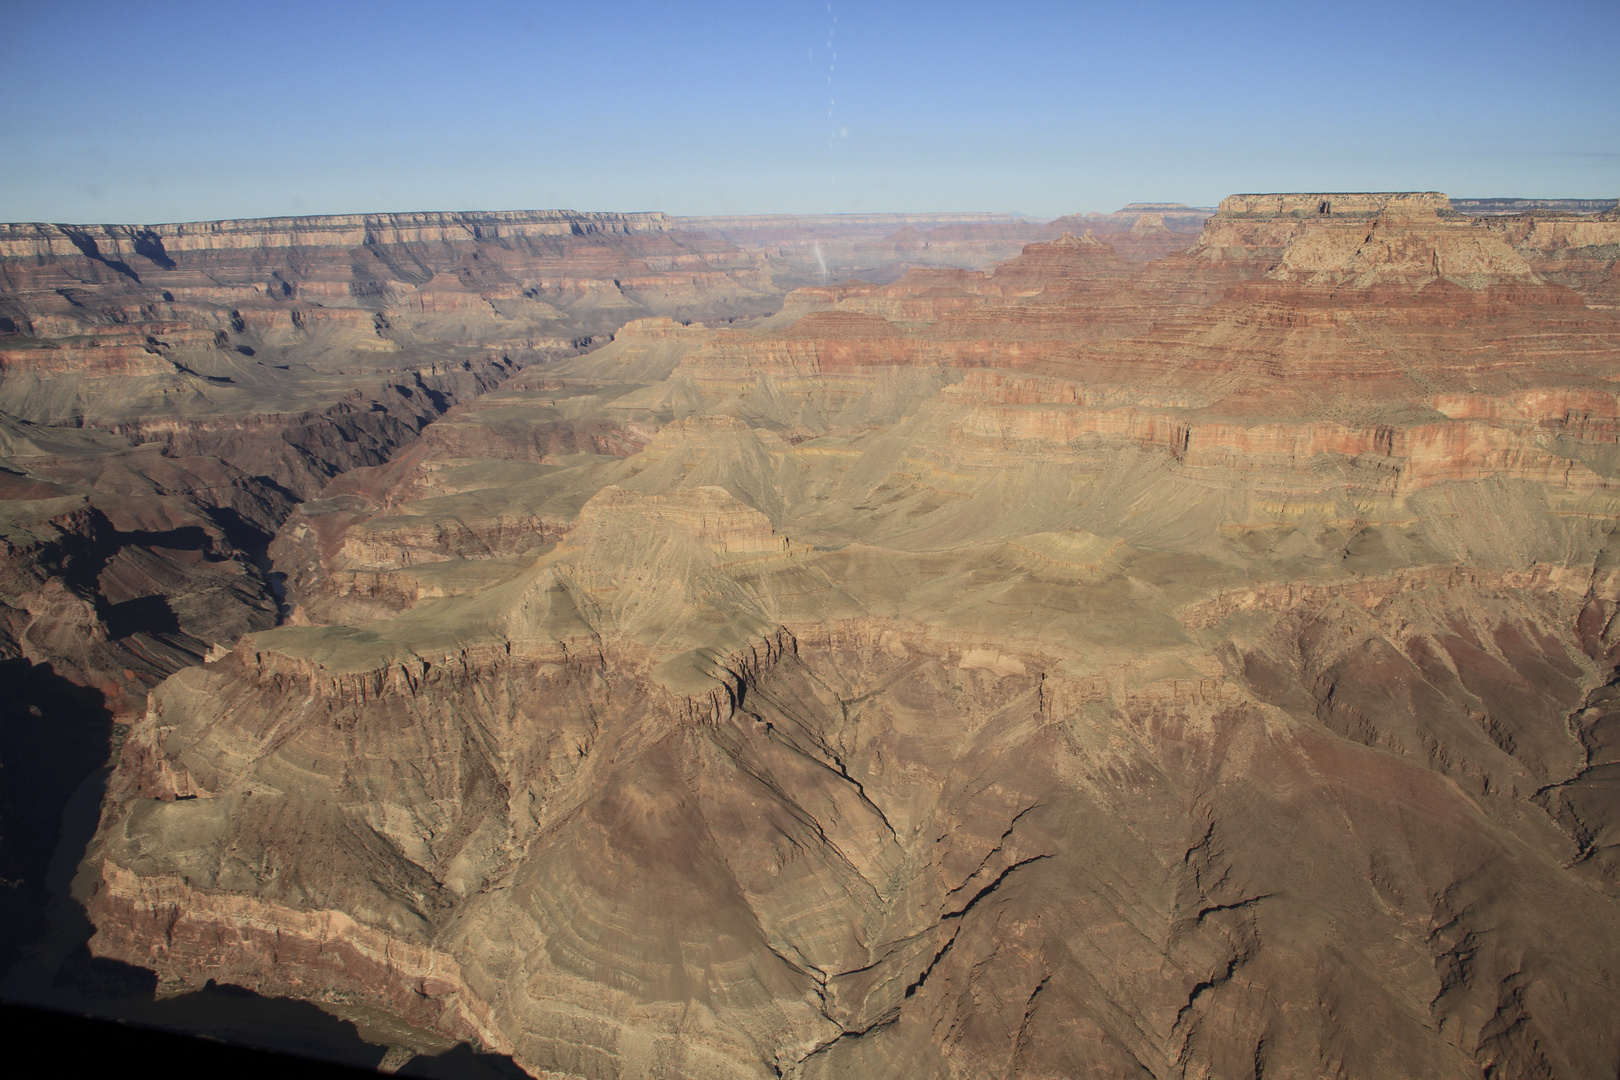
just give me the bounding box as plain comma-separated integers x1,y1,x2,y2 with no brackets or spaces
1475,207,1620,307
0,203,786,669
0,209,779,426
0,209,787,975
52,193,1620,1078
4,193,1620,1076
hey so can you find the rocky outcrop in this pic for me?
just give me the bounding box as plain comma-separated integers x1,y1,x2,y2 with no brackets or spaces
8,192,1620,1078
571,485,784,555
89,594,1620,1078
0,208,793,981
1472,210,1620,307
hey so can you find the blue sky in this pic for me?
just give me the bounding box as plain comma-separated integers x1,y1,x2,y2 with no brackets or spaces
1,0,1616,223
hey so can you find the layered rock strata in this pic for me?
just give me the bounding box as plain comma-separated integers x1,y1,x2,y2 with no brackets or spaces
0,209,786,971
73,194,1620,1078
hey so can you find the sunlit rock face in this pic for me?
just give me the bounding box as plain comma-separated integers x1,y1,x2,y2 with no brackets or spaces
0,208,792,690
8,194,1620,1077
0,209,786,971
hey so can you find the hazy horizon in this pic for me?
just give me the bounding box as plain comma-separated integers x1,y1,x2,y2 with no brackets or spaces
2,0,1617,224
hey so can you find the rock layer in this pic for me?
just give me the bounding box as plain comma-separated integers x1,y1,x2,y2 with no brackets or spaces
0,209,786,973
9,193,1620,1078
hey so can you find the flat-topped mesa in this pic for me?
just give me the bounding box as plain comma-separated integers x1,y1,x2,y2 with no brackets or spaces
1175,191,1574,294
1215,192,1452,220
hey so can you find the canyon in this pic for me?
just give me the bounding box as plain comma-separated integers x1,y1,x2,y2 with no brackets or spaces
3,193,1620,1078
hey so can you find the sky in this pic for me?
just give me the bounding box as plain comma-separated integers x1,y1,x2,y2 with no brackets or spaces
1,0,1617,223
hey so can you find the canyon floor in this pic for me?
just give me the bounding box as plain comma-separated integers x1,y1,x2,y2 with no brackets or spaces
3,194,1620,1078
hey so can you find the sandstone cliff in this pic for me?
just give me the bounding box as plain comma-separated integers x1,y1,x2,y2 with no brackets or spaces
0,208,787,977
59,193,1620,1077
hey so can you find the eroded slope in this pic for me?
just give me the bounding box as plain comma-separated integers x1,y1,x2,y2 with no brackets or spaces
0,210,782,972
83,196,1620,1078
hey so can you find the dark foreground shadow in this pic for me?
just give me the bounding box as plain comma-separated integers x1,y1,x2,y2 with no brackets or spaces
14,942,530,1078
47,964,393,1069
0,657,529,1077
399,1044,536,1078
0,999,382,1077
13,952,531,1078
0,659,115,972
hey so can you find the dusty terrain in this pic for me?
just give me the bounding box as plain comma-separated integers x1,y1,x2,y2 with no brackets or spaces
5,193,1620,1077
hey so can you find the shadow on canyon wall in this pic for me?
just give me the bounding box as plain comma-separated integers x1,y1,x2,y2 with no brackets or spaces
0,658,115,971
0,667,526,1078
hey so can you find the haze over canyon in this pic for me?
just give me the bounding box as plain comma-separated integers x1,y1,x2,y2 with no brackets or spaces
3,191,1620,1079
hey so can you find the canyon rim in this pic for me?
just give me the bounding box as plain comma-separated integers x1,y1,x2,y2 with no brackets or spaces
2,192,1620,1079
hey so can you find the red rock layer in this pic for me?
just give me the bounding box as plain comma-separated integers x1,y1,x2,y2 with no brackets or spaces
17,192,1620,1078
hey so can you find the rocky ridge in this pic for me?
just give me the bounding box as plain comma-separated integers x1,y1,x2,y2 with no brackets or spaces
58,193,1620,1077
0,208,791,977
